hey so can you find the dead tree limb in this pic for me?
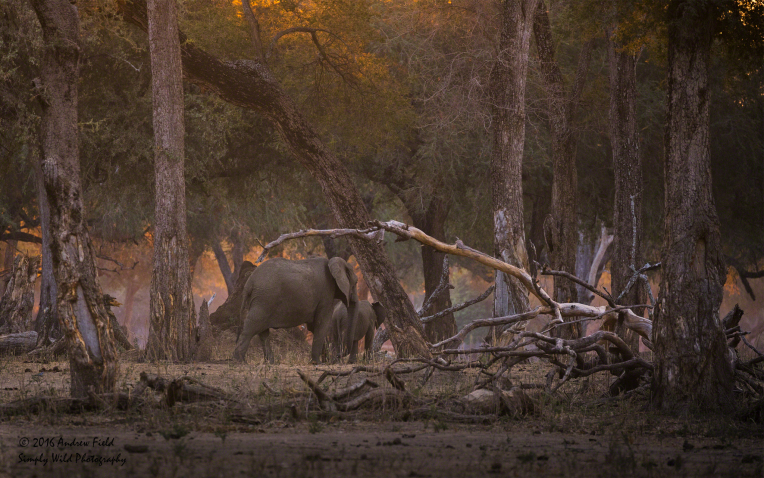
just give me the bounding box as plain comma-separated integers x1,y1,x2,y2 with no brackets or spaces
297,369,337,411
421,285,495,324
431,309,542,349
257,228,380,263
0,331,38,355
541,265,615,307
418,256,453,317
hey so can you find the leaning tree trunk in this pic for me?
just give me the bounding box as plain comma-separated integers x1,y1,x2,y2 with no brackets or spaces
489,0,538,343
533,2,592,339
30,0,118,397
2,240,16,272
229,226,245,286
607,31,643,352
122,277,140,334
145,0,196,361
117,0,430,358
212,239,235,295
33,152,59,347
652,1,733,413
0,255,38,334
411,197,456,343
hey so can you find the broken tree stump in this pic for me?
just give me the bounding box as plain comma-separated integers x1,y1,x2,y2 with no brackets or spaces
194,299,214,361
0,255,39,334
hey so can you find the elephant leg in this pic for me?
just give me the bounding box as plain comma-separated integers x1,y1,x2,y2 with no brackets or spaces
259,329,274,364
311,315,333,364
363,327,375,361
348,339,360,364
234,307,264,362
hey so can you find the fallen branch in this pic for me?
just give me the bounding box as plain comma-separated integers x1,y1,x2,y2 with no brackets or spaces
418,256,453,317
431,309,542,349
0,331,37,355
257,227,381,263
421,285,495,324
616,262,660,304
331,378,378,401
541,266,615,307
166,376,234,407
297,369,336,411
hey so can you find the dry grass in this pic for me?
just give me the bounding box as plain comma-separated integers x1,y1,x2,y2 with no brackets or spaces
0,333,762,478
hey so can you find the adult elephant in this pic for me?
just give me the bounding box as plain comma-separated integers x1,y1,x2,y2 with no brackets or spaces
233,257,359,363
330,300,386,363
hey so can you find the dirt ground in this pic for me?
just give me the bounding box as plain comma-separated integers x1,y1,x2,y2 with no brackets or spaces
1,343,762,478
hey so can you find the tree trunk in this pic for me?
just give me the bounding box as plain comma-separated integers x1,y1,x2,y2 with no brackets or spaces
145,0,196,361
607,31,643,352
411,198,456,343
533,1,592,339
2,240,16,272
528,190,551,267
33,152,59,346
122,278,140,336
212,239,235,295
117,0,430,358
652,1,733,413
489,0,538,343
30,0,119,398
229,226,245,286
0,255,38,334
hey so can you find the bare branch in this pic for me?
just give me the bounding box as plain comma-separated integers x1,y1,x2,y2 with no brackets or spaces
541,265,615,307
421,285,495,324
256,227,380,263
430,308,542,349
418,256,452,317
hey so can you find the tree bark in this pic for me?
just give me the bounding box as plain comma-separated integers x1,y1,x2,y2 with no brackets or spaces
411,197,456,343
652,1,733,413
122,277,140,334
33,152,59,346
117,0,430,358
607,31,643,352
489,0,538,342
533,1,593,339
0,331,38,355
212,239,235,295
0,255,38,334
2,240,17,273
145,0,196,361
229,226,245,286
30,0,118,398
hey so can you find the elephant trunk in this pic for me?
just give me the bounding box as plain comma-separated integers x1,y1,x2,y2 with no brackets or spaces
344,299,360,362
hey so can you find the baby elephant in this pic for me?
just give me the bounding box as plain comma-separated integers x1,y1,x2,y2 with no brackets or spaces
331,300,386,363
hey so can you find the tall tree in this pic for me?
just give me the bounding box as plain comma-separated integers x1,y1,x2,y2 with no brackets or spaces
33,152,59,346
145,0,196,361
533,1,593,339
607,28,643,352
29,0,118,397
117,0,430,357
489,0,538,339
652,1,733,412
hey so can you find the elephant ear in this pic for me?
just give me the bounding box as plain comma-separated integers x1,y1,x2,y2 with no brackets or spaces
328,257,352,306
371,302,386,328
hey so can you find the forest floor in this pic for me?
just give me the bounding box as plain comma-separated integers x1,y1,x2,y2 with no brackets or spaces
0,334,762,478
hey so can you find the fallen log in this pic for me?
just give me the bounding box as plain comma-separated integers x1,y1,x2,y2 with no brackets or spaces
0,331,37,355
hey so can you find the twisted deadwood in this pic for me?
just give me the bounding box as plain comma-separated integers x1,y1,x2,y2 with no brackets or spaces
257,222,761,402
